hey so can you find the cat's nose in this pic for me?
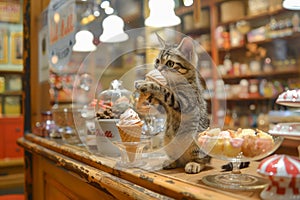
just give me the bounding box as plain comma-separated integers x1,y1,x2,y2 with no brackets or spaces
156,65,166,71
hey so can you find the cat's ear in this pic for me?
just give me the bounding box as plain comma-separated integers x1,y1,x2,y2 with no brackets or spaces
156,33,165,48
176,37,197,64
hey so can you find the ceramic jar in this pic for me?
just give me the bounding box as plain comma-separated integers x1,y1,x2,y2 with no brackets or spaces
257,154,300,200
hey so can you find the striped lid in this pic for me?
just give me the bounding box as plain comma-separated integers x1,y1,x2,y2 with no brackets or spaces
257,154,300,177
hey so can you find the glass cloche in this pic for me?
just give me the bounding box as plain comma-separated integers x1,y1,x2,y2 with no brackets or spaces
97,80,132,118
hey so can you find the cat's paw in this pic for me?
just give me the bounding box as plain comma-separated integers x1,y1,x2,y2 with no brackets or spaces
162,160,177,170
184,162,205,174
135,80,160,94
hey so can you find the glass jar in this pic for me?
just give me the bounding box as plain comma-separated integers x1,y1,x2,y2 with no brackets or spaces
52,104,83,145
249,79,260,96
34,111,57,137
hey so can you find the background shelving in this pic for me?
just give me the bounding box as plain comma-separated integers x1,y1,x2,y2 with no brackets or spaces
176,0,300,129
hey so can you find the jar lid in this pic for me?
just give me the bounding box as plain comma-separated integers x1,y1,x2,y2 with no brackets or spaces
257,154,300,178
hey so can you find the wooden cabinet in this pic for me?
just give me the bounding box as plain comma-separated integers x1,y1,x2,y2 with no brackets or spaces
0,116,24,159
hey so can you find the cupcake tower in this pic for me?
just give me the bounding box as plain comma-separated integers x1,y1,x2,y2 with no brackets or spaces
258,89,300,200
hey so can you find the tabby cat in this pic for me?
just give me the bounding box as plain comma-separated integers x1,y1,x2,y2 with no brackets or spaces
135,35,210,174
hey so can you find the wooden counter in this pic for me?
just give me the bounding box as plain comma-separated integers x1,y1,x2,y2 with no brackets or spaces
18,134,269,200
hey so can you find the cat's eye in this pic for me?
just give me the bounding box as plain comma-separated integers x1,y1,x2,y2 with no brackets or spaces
155,59,160,64
166,60,174,67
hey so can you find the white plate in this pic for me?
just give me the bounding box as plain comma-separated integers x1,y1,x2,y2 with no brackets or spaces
268,122,300,137
276,89,300,107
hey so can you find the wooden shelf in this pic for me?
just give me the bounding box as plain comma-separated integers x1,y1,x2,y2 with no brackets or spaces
218,44,245,52
225,95,275,101
222,67,300,80
0,71,23,75
185,27,211,35
0,91,23,96
217,8,285,27
219,32,300,52
206,95,275,102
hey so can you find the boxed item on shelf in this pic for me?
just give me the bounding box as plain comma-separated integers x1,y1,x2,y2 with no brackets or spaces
248,0,269,16
247,27,266,43
183,14,194,32
194,9,210,28
7,74,22,91
0,76,5,93
4,96,21,115
220,1,245,23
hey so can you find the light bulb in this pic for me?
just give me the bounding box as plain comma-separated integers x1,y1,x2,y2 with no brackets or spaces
283,0,300,10
145,0,181,28
73,30,96,52
99,15,128,43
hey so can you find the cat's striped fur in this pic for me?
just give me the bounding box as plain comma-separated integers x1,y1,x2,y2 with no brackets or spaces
135,35,210,173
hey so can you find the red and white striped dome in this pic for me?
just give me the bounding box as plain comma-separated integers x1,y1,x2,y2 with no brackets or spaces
257,154,300,177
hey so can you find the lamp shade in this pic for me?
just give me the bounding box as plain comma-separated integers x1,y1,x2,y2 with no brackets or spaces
145,0,181,28
99,15,129,43
73,30,96,52
283,0,300,10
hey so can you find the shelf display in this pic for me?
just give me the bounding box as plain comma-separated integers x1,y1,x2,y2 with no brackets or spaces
0,71,23,116
177,1,300,129
0,0,24,117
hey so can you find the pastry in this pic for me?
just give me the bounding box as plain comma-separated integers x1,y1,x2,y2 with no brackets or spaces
197,128,275,158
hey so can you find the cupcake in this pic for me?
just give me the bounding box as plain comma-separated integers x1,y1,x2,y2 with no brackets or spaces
238,129,274,157
197,128,275,158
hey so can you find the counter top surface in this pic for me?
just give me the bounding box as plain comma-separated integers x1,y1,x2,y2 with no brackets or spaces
18,134,268,200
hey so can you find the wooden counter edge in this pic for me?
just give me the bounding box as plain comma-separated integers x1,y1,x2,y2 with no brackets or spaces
18,134,256,200
17,137,171,200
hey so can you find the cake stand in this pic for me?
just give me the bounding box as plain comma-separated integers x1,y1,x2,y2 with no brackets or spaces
269,89,300,140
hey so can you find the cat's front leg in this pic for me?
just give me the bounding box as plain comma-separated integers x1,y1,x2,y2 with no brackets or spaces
135,80,161,95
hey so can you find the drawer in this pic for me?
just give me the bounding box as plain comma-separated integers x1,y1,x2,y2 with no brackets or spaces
4,141,23,158
0,116,24,159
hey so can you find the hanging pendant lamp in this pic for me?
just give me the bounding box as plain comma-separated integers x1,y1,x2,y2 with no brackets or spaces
283,0,300,10
73,30,97,52
145,0,181,28
99,14,129,43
